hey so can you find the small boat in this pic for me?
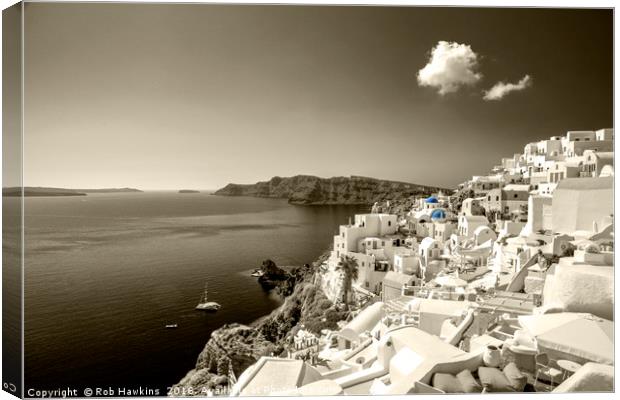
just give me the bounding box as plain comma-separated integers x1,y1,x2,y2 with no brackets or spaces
196,282,221,311
251,269,264,277
165,324,178,329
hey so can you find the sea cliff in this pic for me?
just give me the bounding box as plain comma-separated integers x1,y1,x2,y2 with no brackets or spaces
214,175,446,205
170,254,348,396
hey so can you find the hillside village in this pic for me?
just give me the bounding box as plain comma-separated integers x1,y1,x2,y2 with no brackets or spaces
218,128,614,395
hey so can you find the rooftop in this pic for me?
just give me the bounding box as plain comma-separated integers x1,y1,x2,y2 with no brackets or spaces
502,184,531,191
238,358,322,396
555,176,613,191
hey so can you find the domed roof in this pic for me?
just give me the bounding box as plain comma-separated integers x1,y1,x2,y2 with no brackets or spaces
420,236,439,249
431,209,446,220
425,196,439,204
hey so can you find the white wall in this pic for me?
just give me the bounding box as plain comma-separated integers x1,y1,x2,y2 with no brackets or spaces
543,264,613,320
551,181,613,234
522,195,552,235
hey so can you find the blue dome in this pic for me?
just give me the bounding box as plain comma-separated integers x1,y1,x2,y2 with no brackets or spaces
425,196,439,204
431,209,446,220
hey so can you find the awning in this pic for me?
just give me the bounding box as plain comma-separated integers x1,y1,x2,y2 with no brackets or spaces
518,313,613,365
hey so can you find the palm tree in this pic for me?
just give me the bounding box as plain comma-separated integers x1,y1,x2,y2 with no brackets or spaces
335,255,359,307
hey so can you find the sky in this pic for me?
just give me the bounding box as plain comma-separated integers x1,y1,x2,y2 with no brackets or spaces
23,4,612,190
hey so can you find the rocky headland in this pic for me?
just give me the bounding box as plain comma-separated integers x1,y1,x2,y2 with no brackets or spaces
214,175,447,205
171,187,450,396
170,254,348,396
2,187,142,197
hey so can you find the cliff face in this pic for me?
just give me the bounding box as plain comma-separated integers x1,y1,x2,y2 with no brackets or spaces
171,323,277,396
214,175,446,205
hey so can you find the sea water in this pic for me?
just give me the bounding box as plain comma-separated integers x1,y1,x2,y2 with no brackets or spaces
11,192,366,393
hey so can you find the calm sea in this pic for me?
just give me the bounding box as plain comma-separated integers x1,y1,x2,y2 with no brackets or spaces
14,192,367,394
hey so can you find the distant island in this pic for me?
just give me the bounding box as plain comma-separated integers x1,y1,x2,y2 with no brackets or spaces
214,175,449,205
179,189,200,194
2,187,143,197
78,188,142,193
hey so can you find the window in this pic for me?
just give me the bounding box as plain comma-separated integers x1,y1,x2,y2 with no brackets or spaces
388,221,392,227
514,193,518,199
488,195,491,201
381,241,385,246
496,196,499,201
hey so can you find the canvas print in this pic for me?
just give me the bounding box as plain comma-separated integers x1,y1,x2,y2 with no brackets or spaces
1,2,614,398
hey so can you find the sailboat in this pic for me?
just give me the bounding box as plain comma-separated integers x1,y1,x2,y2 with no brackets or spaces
251,268,264,277
195,282,221,311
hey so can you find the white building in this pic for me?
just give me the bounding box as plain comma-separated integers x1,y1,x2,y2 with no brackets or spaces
580,150,613,178
432,220,456,243
472,225,497,246
521,194,553,236
333,214,398,257
562,130,613,157
551,177,613,235
457,215,490,238
461,197,485,216
322,213,406,301
418,237,446,281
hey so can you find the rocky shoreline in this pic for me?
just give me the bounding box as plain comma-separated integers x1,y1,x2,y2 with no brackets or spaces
170,252,347,396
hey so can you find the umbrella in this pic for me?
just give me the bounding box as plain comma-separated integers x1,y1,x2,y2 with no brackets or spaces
435,275,467,288
518,313,613,365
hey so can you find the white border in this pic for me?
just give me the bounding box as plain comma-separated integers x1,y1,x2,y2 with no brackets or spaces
0,2,616,400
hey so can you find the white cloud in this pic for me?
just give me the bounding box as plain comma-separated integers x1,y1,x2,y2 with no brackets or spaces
483,75,532,101
417,41,482,95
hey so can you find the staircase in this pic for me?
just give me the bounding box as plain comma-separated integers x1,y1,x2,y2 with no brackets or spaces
384,296,413,313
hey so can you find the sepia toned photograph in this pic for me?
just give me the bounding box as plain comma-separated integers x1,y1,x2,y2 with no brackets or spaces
1,1,615,398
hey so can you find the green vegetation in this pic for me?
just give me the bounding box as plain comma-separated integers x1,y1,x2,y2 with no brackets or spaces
173,254,348,395
451,187,475,213
335,255,359,308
